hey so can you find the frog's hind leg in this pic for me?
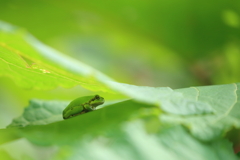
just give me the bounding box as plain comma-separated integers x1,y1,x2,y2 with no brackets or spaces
72,110,89,117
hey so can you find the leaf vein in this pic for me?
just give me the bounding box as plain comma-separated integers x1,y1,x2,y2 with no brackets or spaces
211,83,238,124
0,57,91,87
190,87,199,101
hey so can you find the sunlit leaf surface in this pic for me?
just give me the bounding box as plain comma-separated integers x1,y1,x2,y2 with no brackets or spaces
0,21,114,92
162,83,240,141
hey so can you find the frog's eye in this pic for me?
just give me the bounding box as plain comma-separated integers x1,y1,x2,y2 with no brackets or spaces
95,95,100,100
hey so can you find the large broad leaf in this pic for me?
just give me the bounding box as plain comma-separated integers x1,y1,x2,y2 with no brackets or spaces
2,99,238,159
1,84,240,159
5,83,240,144
0,21,114,92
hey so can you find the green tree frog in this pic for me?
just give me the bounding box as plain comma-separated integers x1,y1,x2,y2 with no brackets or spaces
62,95,104,119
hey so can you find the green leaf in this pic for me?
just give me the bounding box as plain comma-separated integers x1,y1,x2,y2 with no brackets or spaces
0,150,15,160
5,104,238,159
7,99,69,128
162,83,240,141
0,128,20,145
108,82,214,115
54,122,237,160
6,82,240,145
2,83,240,159
0,21,114,92
5,81,240,145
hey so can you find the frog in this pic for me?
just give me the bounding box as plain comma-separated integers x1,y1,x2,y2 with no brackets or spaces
62,95,104,119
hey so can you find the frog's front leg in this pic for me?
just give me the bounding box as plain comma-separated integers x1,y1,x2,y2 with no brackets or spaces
83,103,95,112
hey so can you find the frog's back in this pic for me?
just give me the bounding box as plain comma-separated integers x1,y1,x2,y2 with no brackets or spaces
63,96,94,114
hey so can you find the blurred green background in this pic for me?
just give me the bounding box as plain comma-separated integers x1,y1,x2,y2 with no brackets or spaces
1,0,240,159
1,0,240,87
0,0,240,125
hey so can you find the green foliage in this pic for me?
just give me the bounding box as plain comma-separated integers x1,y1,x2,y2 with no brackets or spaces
0,150,15,160
3,98,239,159
163,84,240,141
7,100,69,128
1,1,240,160
53,124,237,160
0,21,113,91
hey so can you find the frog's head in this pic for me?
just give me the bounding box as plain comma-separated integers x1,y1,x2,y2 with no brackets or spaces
90,95,105,108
